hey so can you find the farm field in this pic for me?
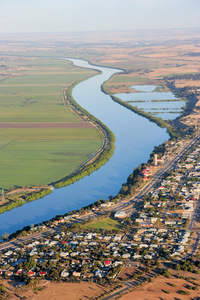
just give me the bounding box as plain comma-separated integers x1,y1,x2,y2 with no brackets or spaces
1,30,200,191
0,56,102,190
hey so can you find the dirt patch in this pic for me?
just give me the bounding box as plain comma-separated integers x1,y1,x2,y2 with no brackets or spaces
0,122,93,128
8,281,108,300
119,272,200,300
175,80,200,88
118,266,141,280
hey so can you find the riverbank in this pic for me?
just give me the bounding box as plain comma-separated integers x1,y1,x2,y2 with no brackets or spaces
101,81,194,140
1,63,197,233
0,75,115,214
53,79,115,188
0,58,169,237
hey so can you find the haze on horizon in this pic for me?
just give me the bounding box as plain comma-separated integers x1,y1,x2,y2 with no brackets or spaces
0,0,200,33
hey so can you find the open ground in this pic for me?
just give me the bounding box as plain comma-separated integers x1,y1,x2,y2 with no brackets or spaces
0,56,102,191
0,280,110,300
119,270,200,300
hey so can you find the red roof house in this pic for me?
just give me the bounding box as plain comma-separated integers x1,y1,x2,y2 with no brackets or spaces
27,271,35,276
39,271,47,276
104,260,112,266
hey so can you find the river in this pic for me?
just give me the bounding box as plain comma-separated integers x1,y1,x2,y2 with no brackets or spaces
0,59,169,236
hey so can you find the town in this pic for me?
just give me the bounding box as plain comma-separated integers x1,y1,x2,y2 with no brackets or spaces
0,129,200,299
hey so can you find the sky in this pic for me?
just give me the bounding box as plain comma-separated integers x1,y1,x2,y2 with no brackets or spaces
0,0,200,33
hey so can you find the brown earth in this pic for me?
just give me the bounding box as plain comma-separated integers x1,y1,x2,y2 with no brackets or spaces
118,266,142,281
6,281,109,300
119,274,200,300
175,80,200,88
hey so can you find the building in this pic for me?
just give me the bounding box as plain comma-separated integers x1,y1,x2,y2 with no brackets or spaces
114,211,127,219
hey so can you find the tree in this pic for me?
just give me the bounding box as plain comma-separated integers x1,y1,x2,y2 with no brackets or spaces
1,232,9,241
174,263,180,271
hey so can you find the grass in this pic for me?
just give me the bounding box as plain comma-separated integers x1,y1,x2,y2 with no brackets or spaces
83,217,124,231
108,74,152,84
0,128,102,190
0,56,102,190
0,65,96,123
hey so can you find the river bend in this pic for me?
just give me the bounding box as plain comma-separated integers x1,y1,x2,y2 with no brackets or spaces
0,59,169,236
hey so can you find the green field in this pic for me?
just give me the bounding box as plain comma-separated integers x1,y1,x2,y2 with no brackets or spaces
83,217,124,231
0,56,102,190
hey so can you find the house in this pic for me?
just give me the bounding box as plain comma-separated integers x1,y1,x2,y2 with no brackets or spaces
122,254,130,259
80,253,88,257
104,260,112,267
29,250,38,256
5,270,13,277
39,271,47,276
150,217,157,224
89,242,98,246
113,235,122,241
71,259,80,265
150,244,158,248
16,269,23,276
72,271,81,277
103,236,111,241
144,255,153,260
95,270,102,278
27,271,35,277
165,220,176,226
4,250,13,257
113,251,120,257
60,270,69,278
133,254,142,259
70,252,80,257
27,241,40,248
114,211,127,219
85,233,93,240
54,219,64,224
49,241,58,246
139,222,152,227
113,261,123,267
54,234,60,239
101,202,113,207
182,213,191,219
177,246,184,252
60,252,69,258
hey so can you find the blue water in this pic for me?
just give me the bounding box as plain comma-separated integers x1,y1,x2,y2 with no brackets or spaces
131,85,158,92
0,59,169,236
116,85,185,120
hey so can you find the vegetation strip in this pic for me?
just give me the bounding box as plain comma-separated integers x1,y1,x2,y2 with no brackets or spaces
53,81,115,188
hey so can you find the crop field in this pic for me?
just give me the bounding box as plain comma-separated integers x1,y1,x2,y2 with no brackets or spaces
0,56,102,190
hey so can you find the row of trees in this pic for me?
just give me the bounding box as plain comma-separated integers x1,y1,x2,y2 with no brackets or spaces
54,82,115,189
25,188,53,202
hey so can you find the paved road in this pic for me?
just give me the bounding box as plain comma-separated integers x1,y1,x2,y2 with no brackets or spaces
127,134,200,209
